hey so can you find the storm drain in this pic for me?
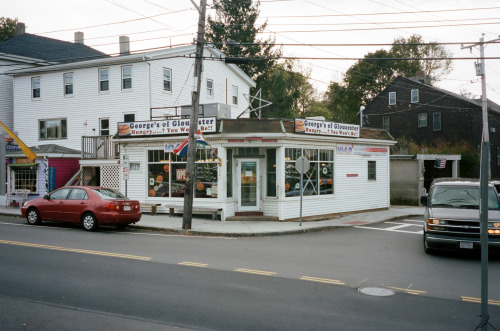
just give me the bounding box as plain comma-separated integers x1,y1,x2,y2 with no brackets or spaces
358,287,395,297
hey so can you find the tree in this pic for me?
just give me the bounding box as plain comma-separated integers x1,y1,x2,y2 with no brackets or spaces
0,17,18,41
323,34,453,123
206,0,281,82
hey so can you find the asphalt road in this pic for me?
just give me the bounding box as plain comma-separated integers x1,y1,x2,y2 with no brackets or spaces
1,215,499,330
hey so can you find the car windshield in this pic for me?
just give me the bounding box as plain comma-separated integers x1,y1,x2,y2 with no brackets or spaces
430,185,499,209
93,188,129,200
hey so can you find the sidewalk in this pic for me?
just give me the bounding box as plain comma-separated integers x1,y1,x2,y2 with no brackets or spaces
0,205,424,236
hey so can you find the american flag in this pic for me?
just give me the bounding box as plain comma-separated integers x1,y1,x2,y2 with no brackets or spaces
434,159,446,169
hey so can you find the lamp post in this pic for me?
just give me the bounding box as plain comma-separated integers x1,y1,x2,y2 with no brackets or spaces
359,106,365,127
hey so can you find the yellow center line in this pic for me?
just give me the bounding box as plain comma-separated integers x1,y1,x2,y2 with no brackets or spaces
179,261,208,267
235,268,277,276
387,286,426,295
462,296,500,306
300,276,345,285
0,239,151,261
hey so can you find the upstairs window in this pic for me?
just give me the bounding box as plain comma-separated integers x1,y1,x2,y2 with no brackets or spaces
433,112,441,131
206,79,214,97
39,118,67,140
99,68,109,92
232,85,238,105
64,73,73,95
382,116,390,131
122,66,132,89
388,92,396,105
418,113,427,128
163,68,172,92
32,77,41,99
124,113,135,122
411,89,419,103
100,118,110,136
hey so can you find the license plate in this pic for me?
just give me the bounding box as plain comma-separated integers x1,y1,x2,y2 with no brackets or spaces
460,242,473,249
123,205,131,211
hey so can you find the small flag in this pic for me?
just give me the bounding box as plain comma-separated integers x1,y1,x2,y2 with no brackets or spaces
173,131,209,158
434,159,446,169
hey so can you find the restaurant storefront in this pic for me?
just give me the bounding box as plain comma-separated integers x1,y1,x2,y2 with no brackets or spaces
115,118,395,221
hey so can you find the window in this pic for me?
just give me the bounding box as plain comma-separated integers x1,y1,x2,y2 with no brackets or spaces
411,89,419,103
148,148,218,198
124,113,135,122
122,66,132,89
418,113,427,128
100,118,110,136
433,112,441,131
382,116,390,131
39,119,67,140
49,188,71,200
368,161,376,180
227,149,233,198
232,85,238,105
285,148,334,197
68,188,88,200
32,77,41,99
497,147,500,166
163,68,172,92
99,68,109,92
64,73,73,95
388,92,396,105
12,164,38,193
266,149,276,197
206,79,213,97
130,162,141,171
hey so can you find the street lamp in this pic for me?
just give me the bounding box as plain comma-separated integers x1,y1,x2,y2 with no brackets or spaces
359,106,365,127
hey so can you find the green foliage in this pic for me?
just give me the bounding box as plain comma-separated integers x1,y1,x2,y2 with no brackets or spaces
0,17,18,41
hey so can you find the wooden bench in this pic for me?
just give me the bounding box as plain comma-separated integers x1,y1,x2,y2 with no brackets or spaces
164,204,222,221
5,189,30,207
140,203,162,215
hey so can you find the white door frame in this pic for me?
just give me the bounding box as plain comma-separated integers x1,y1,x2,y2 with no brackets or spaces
236,158,261,212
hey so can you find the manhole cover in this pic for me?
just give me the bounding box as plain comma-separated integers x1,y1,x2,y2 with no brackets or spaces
358,287,395,297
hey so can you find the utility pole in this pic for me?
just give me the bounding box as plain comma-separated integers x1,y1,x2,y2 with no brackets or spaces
183,0,207,230
462,34,500,331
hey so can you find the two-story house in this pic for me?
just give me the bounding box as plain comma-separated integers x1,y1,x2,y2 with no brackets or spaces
363,74,500,179
6,39,255,200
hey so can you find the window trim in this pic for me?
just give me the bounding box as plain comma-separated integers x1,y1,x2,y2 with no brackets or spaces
99,68,110,92
64,73,73,96
121,65,132,90
163,67,172,92
433,112,442,131
32,76,41,99
418,113,427,128
100,118,110,136
39,118,67,140
411,89,419,103
388,91,396,105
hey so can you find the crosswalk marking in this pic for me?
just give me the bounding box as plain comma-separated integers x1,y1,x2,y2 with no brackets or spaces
354,219,423,234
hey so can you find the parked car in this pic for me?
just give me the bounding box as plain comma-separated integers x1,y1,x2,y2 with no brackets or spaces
420,178,500,254
21,186,141,231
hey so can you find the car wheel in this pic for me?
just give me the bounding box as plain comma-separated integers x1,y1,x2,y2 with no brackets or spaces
26,208,42,225
82,213,98,231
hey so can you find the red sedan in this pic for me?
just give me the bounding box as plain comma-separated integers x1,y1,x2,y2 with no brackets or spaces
21,186,141,231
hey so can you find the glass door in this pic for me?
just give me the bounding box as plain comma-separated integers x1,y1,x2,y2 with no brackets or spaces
238,159,260,211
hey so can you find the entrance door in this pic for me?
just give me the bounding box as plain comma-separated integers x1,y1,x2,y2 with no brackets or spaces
237,159,260,212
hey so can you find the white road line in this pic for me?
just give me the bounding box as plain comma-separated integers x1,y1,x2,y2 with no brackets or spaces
354,225,423,234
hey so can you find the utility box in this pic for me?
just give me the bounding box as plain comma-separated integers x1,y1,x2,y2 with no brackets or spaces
181,103,232,119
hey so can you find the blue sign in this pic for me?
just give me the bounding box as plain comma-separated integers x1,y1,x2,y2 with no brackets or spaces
48,167,56,192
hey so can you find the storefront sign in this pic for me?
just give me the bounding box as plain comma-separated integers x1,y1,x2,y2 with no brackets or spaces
295,118,360,138
337,144,388,155
118,117,217,137
176,169,187,181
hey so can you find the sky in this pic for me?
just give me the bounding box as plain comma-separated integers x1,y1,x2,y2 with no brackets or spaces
4,0,500,104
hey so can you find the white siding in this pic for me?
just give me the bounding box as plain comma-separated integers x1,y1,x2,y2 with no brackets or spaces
0,60,15,135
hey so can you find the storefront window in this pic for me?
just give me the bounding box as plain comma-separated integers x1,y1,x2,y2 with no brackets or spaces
285,148,334,197
267,149,276,197
147,148,218,198
12,165,38,193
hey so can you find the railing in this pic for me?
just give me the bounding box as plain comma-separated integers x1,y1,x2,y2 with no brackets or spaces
81,136,120,159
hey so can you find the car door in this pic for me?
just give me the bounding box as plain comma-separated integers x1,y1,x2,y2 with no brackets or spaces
63,188,89,222
40,188,71,221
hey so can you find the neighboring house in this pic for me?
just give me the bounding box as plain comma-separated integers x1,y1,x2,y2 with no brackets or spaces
363,74,500,178
7,37,255,197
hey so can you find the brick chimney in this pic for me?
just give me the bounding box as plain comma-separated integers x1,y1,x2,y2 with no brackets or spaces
16,22,25,35
119,36,130,55
74,31,84,44
414,70,431,85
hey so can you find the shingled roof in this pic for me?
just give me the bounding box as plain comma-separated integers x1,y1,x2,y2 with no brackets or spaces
0,33,108,63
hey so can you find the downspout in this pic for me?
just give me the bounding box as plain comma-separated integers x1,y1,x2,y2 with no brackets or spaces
144,56,152,119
